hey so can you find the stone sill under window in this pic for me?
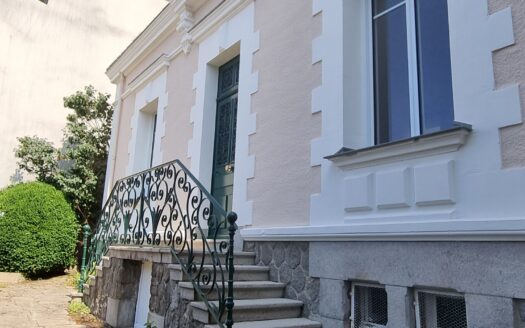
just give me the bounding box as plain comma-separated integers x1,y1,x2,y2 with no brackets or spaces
325,122,472,169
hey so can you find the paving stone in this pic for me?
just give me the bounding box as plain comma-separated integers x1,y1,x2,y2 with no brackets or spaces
0,273,88,328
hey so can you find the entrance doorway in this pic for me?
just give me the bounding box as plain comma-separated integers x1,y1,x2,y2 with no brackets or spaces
211,56,239,234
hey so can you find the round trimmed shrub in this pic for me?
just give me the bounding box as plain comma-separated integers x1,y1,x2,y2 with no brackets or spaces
0,182,78,278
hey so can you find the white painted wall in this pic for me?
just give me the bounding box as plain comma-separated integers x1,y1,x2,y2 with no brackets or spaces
0,0,166,187
134,261,153,328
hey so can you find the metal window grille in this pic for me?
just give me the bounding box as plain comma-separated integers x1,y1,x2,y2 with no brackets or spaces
416,290,467,328
352,284,388,328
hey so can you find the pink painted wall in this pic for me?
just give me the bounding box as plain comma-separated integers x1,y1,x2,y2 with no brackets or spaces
162,48,199,168
491,0,525,168
108,0,322,229
248,0,321,227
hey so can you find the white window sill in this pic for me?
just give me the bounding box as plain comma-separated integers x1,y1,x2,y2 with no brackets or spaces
325,123,472,170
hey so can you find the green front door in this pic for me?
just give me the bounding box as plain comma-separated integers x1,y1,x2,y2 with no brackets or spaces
211,56,239,234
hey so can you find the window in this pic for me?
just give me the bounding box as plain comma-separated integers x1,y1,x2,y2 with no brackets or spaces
134,99,159,172
148,113,158,168
415,290,467,328
351,284,388,328
373,0,454,144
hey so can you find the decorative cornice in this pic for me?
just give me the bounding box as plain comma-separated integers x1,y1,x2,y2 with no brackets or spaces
106,0,253,83
180,33,193,55
106,0,252,83
121,56,170,99
176,7,194,33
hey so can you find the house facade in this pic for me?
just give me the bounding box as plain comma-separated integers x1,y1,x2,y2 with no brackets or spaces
88,0,525,327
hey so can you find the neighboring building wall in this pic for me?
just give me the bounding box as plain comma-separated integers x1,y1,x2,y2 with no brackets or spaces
0,0,166,187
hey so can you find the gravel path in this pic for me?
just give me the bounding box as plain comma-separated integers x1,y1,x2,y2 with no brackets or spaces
0,272,86,327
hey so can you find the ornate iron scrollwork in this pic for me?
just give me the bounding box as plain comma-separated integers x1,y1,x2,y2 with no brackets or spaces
81,159,237,327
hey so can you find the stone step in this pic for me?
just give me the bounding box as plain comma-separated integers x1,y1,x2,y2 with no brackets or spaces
95,265,103,277
88,275,96,286
82,284,90,296
169,264,269,282
179,281,285,301
102,256,111,268
204,318,322,328
191,298,303,324
108,245,255,265
173,239,229,250
174,250,256,266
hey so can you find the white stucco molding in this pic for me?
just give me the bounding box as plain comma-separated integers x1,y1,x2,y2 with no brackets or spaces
126,71,169,175
326,126,471,170
240,217,525,242
122,56,170,99
106,0,251,82
103,73,124,199
188,2,258,227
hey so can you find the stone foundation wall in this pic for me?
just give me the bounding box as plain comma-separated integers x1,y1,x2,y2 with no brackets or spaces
165,284,205,328
246,241,320,319
150,263,171,316
84,258,142,325
84,253,203,328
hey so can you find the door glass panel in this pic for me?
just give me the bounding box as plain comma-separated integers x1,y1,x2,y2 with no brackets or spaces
149,113,157,167
212,56,239,219
415,0,454,134
374,4,411,144
373,0,404,16
214,100,233,166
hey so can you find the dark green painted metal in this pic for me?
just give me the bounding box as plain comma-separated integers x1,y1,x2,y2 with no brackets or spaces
211,56,239,237
78,224,91,292
80,159,237,326
225,212,238,328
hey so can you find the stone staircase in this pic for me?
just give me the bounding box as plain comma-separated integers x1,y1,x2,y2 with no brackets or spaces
169,250,321,328
82,247,321,328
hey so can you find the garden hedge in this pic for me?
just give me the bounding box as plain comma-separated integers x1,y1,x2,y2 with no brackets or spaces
0,182,78,278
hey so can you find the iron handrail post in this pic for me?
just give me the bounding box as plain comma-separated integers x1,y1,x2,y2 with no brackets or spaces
78,223,92,292
225,212,238,328
138,171,146,244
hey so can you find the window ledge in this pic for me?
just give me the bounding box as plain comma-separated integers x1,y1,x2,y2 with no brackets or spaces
325,123,472,169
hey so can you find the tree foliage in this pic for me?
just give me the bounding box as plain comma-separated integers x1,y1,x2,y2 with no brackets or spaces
14,86,113,226
14,136,58,184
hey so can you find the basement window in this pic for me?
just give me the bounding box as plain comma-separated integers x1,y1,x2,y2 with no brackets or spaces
415,290,467,328
351,283,388,328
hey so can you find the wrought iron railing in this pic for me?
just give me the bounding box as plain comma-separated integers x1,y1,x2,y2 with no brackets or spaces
80,159,238,328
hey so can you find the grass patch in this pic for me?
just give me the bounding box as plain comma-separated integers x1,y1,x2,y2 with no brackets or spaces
65,270,80,288
0,283,8,288
67,301,103,328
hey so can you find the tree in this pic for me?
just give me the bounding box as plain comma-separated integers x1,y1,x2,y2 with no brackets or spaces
14,136,58,184
14,85,113,226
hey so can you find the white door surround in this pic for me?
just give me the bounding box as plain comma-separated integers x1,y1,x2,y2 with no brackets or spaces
188,3,259,227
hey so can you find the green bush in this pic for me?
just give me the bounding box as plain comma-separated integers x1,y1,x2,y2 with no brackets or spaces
0,182,78,278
